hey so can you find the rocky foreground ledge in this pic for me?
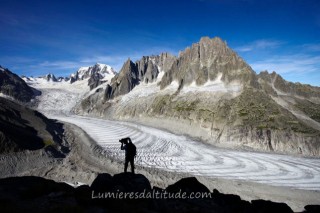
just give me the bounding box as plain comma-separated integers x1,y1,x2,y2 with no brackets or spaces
0,173,319,213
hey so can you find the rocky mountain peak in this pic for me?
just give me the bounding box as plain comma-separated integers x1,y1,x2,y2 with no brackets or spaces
136,56,159,84
122,58,136,73
160,36,257,89
114,58,139,83
69,63,116,89
105,59,139,100
104,37,259,100
45,73,57,82
104,53,177,100
199,36,227,50
71,63,113,82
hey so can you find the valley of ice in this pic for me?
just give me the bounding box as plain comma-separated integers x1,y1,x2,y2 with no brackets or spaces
29,72,320,191
55,114,320,191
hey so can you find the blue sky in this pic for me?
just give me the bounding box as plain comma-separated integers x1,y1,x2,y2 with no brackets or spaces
0,0,319,86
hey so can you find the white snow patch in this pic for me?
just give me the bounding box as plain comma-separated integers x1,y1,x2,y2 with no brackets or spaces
0,92,15,101
78,66,90,72
119,80,179,104
156,70,165,82
182,74,241,94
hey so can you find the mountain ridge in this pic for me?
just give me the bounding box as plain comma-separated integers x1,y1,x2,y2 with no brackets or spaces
105,53,176,100
0,66,40,102
22,63,116,91
1,36,319,156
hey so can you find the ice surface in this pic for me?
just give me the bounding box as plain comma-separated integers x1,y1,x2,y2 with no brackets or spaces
26,78,90,115
54,115,320,191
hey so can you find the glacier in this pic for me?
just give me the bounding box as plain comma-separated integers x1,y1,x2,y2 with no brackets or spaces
54,114,320,191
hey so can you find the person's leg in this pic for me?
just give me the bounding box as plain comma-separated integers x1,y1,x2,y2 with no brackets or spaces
124,157,128,173
130,158,135,174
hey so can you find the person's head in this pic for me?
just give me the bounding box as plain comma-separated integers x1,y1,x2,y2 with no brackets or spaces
127,138,132,144
120,138,128,144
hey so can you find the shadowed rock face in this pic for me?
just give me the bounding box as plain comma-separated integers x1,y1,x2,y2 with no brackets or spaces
0,66,39,102
0,173,307,212
105,59,140,100
88,72,104,90
0,97,67,155
136,56,159,84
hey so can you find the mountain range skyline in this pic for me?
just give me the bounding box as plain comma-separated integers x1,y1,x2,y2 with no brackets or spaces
1,0,319,86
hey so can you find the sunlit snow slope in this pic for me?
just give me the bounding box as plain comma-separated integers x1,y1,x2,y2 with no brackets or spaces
29,79,90,114
54,115,320,191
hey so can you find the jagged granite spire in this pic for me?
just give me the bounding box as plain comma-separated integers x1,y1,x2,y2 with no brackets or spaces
105,59,139,100
105,53,176,100
45,73,57,82
160,36,258,89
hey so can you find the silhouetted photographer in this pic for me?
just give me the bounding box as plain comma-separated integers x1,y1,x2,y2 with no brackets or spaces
120,137,137,174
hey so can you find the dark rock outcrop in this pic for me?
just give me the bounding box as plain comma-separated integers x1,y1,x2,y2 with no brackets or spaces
166,177,210,194
112,173,152,192
0,176,76,212
304,205,320,213
251,199,293,213
91,172,151,193
105,59,140,99
0,97,67,154
90,173,113,192
0,66,39,102
88,72,105,90
45,73,57,82
1,173,313,212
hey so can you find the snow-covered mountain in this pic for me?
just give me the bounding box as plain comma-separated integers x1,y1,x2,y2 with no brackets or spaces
20,63,116,115
71,63,115,81
23,63,115,89
70,63,116,88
